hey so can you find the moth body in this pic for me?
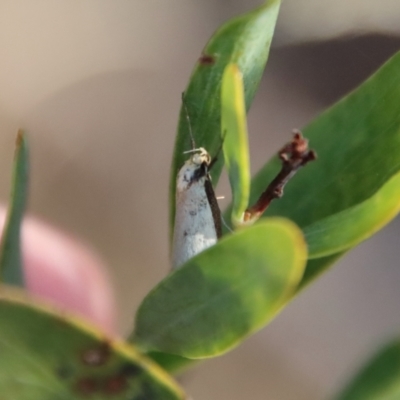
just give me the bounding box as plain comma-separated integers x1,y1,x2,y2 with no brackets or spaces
172,148,221,269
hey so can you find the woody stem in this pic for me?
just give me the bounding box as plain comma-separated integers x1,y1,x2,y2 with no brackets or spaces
244,130,317,222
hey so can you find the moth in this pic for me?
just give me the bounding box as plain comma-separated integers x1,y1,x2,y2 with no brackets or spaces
171,146,222,269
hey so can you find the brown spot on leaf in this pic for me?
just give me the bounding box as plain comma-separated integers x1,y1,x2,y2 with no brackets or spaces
75,377,99,395
103,374,129,395
16,130,24,148
198,53,216,65
81,341,111,367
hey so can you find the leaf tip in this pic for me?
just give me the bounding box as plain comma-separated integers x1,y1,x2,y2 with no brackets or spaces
16,129,26,148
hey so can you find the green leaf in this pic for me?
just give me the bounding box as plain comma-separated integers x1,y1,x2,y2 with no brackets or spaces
335,339,400,400
0,131,29,287
132,218,306,359
225,51,400,283
221,64,251,226
146,352,195,375
305,171,400,258
0,287,185,400
169,0,281,238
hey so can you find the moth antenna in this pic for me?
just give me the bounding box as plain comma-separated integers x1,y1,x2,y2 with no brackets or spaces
221,214,233,233
209,133,225,170
181,92,196,150
183,147,206,155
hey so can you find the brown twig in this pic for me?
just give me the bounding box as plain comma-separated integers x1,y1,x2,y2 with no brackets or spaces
243,130,317,222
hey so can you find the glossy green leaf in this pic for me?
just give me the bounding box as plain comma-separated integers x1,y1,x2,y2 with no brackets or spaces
335,339,400,400
305,171,400,258
0,287,185,400
224,51,400,283
0,131,29,287
133,218,306,359
169,0,281,237
221,64,251,226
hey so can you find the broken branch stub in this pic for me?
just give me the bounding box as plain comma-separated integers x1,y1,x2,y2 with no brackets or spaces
244,130,316,223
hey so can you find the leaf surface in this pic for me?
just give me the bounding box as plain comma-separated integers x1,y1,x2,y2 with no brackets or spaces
221,63,251,226
305,171,400,258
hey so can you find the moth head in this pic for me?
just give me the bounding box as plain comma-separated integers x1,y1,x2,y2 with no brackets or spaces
176,147,212,190
184,147,211,167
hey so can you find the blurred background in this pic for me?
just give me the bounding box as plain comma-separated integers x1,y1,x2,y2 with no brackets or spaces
0,1,400,399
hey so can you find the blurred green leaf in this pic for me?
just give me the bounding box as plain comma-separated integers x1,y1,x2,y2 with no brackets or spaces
305,171,400,258
169,0,281,238
221,63,251,226
335,339,400,400
0,131,29,287
224,51,400,284
146,352,195,375
133,218,306,359
0,287,185,400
